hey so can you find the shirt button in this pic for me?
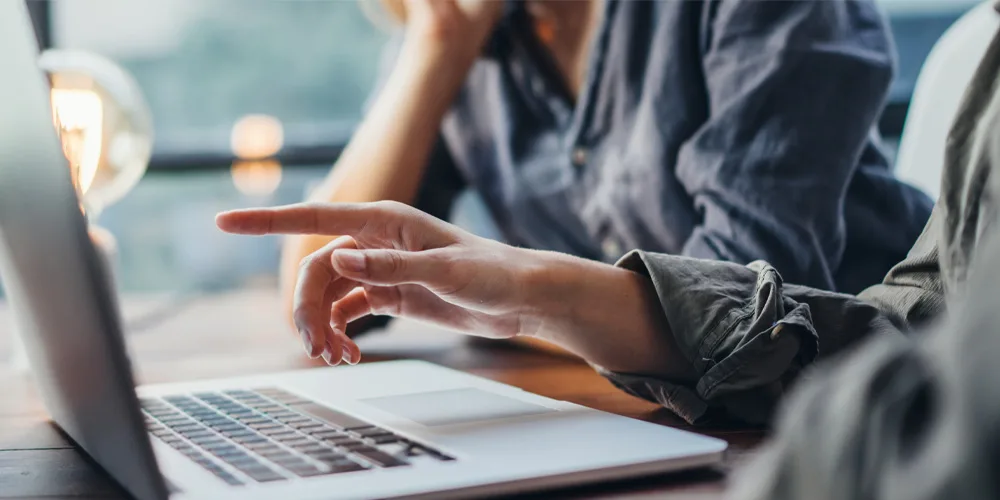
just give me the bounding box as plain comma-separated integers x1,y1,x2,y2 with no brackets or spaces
571,147,588,167
601,238,622,259
770,324,784,340
531,77,546,96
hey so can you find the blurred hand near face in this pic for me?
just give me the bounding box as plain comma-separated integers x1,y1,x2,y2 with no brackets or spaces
399,0,504,46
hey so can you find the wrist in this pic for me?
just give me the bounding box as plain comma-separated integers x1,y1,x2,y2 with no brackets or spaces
397,32,482,79
518,251,640,340
516,249,692,378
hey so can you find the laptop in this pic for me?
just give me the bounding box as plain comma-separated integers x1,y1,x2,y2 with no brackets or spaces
0,3,727,499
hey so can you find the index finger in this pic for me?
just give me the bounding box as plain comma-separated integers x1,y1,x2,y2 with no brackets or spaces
216,202,378,236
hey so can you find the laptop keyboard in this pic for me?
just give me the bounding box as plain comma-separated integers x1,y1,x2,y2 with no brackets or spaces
141,387,453,486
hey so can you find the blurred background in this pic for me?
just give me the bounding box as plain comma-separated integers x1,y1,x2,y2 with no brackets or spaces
11,0,981,298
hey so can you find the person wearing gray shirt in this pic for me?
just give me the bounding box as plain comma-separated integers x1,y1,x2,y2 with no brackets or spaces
221,6,1000,497
725,13,1000,500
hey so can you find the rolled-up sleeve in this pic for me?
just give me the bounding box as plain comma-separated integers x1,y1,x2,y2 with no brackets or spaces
676,0,894,291
600,249,904,426
602,173,947,426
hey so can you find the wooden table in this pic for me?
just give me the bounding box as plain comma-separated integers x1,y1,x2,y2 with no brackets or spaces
0,288,764,499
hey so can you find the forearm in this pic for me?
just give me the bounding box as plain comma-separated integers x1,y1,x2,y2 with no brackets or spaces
318,42,472,205
281,40,477,310
521,251,698,383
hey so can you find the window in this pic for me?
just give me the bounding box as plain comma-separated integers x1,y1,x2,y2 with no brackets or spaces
53,0,389,159
22,0,984,296
43,0,394,294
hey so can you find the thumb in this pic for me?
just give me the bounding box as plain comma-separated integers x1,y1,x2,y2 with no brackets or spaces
331,248,453,289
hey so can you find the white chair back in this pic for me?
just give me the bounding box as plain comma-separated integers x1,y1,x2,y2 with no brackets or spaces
895,1,999,200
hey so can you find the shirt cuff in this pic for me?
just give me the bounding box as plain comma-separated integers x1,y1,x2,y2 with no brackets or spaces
599,250,819,426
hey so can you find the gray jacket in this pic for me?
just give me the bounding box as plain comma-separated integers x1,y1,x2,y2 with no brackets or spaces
601,15,1000,500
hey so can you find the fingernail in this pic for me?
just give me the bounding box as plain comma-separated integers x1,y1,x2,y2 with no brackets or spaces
342,346,356,365
300,329,315,358
323,341,337,366
333,249,366,274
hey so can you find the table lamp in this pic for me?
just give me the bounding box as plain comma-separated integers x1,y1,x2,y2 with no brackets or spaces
38,49,153,275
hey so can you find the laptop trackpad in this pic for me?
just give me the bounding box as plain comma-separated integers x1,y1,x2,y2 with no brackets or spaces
362,388,556,427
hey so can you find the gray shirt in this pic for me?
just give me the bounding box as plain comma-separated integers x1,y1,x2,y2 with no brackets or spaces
408,0,932,295
601,13,1000,500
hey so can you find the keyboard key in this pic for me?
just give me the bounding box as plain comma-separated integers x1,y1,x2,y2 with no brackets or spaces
289,465,327,477
256,448,292,459
308,429,342,438
249,423,282,432
210,447,245,458
244,467,285,483
190,436,221,446
351,447,409,467
292,443,326,453
370,434,401,445
269,455,308,466
180,430,214,440
353,427,393,438
323,460,368,474
225,456,259,468
321,435,358,445
308,450,346,461
233,435,268,445
245,440,278,450
303,447,336,457
338,440,368,450
294,423,325,432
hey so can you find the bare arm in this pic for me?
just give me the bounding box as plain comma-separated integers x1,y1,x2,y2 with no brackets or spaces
280,0,503,318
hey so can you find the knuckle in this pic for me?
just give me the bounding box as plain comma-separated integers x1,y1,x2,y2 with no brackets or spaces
297,254,318,274
371,200,398,214
385,251,406,276
329,304,345,325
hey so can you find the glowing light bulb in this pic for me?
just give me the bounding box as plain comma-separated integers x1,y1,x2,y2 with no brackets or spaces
231,114,284,160
40,49,153,221
51,88,104,197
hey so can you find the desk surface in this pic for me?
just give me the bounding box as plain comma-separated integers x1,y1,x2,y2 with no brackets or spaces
0,288,763,499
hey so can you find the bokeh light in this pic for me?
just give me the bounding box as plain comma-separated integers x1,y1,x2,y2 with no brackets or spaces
230,114,284,160
231,159,283,196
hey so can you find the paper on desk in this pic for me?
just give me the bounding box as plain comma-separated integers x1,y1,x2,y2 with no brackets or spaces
355,320,464,353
